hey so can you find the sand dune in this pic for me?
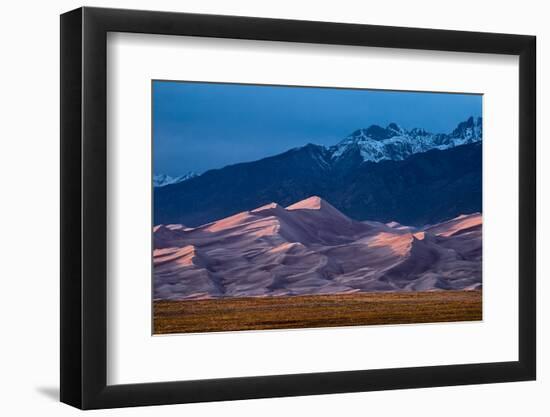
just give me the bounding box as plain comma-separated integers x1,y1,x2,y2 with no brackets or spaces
153,196,482,300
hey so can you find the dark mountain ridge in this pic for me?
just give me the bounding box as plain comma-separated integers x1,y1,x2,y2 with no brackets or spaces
155,141,481,227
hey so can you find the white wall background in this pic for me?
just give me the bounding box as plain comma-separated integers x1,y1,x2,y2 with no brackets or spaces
0,0,545,415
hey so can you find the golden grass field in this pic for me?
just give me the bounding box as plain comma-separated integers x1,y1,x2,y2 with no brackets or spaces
153,290,482,334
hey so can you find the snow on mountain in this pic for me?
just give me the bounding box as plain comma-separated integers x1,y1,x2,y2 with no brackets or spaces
153,172,197,188
330,116,482,163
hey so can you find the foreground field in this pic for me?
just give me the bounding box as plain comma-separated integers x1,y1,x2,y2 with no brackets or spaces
153,290,482,334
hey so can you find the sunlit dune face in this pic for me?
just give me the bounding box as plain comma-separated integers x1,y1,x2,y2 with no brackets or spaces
251,202,281,213
247,222,280,237
368,232,412,256
435,214,482,237
267,242,303,254
286,196,323,210
214,215,281,238
413,231,426,240
204,212,253,232
153,245,197,266
153,247,178,256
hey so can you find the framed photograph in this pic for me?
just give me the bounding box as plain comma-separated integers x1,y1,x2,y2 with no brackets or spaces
60,6,536,409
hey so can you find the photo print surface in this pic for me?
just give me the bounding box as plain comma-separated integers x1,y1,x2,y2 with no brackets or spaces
152,80,482,334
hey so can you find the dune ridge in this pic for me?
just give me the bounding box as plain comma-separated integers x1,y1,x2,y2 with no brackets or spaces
153,197,481,300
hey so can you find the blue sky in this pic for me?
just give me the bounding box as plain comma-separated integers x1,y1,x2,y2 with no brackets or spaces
153,81,482,176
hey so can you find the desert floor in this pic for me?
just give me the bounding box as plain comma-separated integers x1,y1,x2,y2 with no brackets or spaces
153,290,482,334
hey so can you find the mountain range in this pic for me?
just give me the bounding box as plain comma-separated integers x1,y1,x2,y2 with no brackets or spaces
330,116,481,162
154,117,482,227
154,196,482,300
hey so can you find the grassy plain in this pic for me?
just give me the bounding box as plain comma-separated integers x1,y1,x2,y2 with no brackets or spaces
153,290,482,334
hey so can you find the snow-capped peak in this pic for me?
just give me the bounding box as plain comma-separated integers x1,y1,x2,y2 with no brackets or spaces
330,117,482,163
387,122,405,135
153,172,198,188
449,116,482,142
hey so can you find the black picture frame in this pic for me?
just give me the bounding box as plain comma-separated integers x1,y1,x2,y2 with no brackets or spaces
60,6,536,410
